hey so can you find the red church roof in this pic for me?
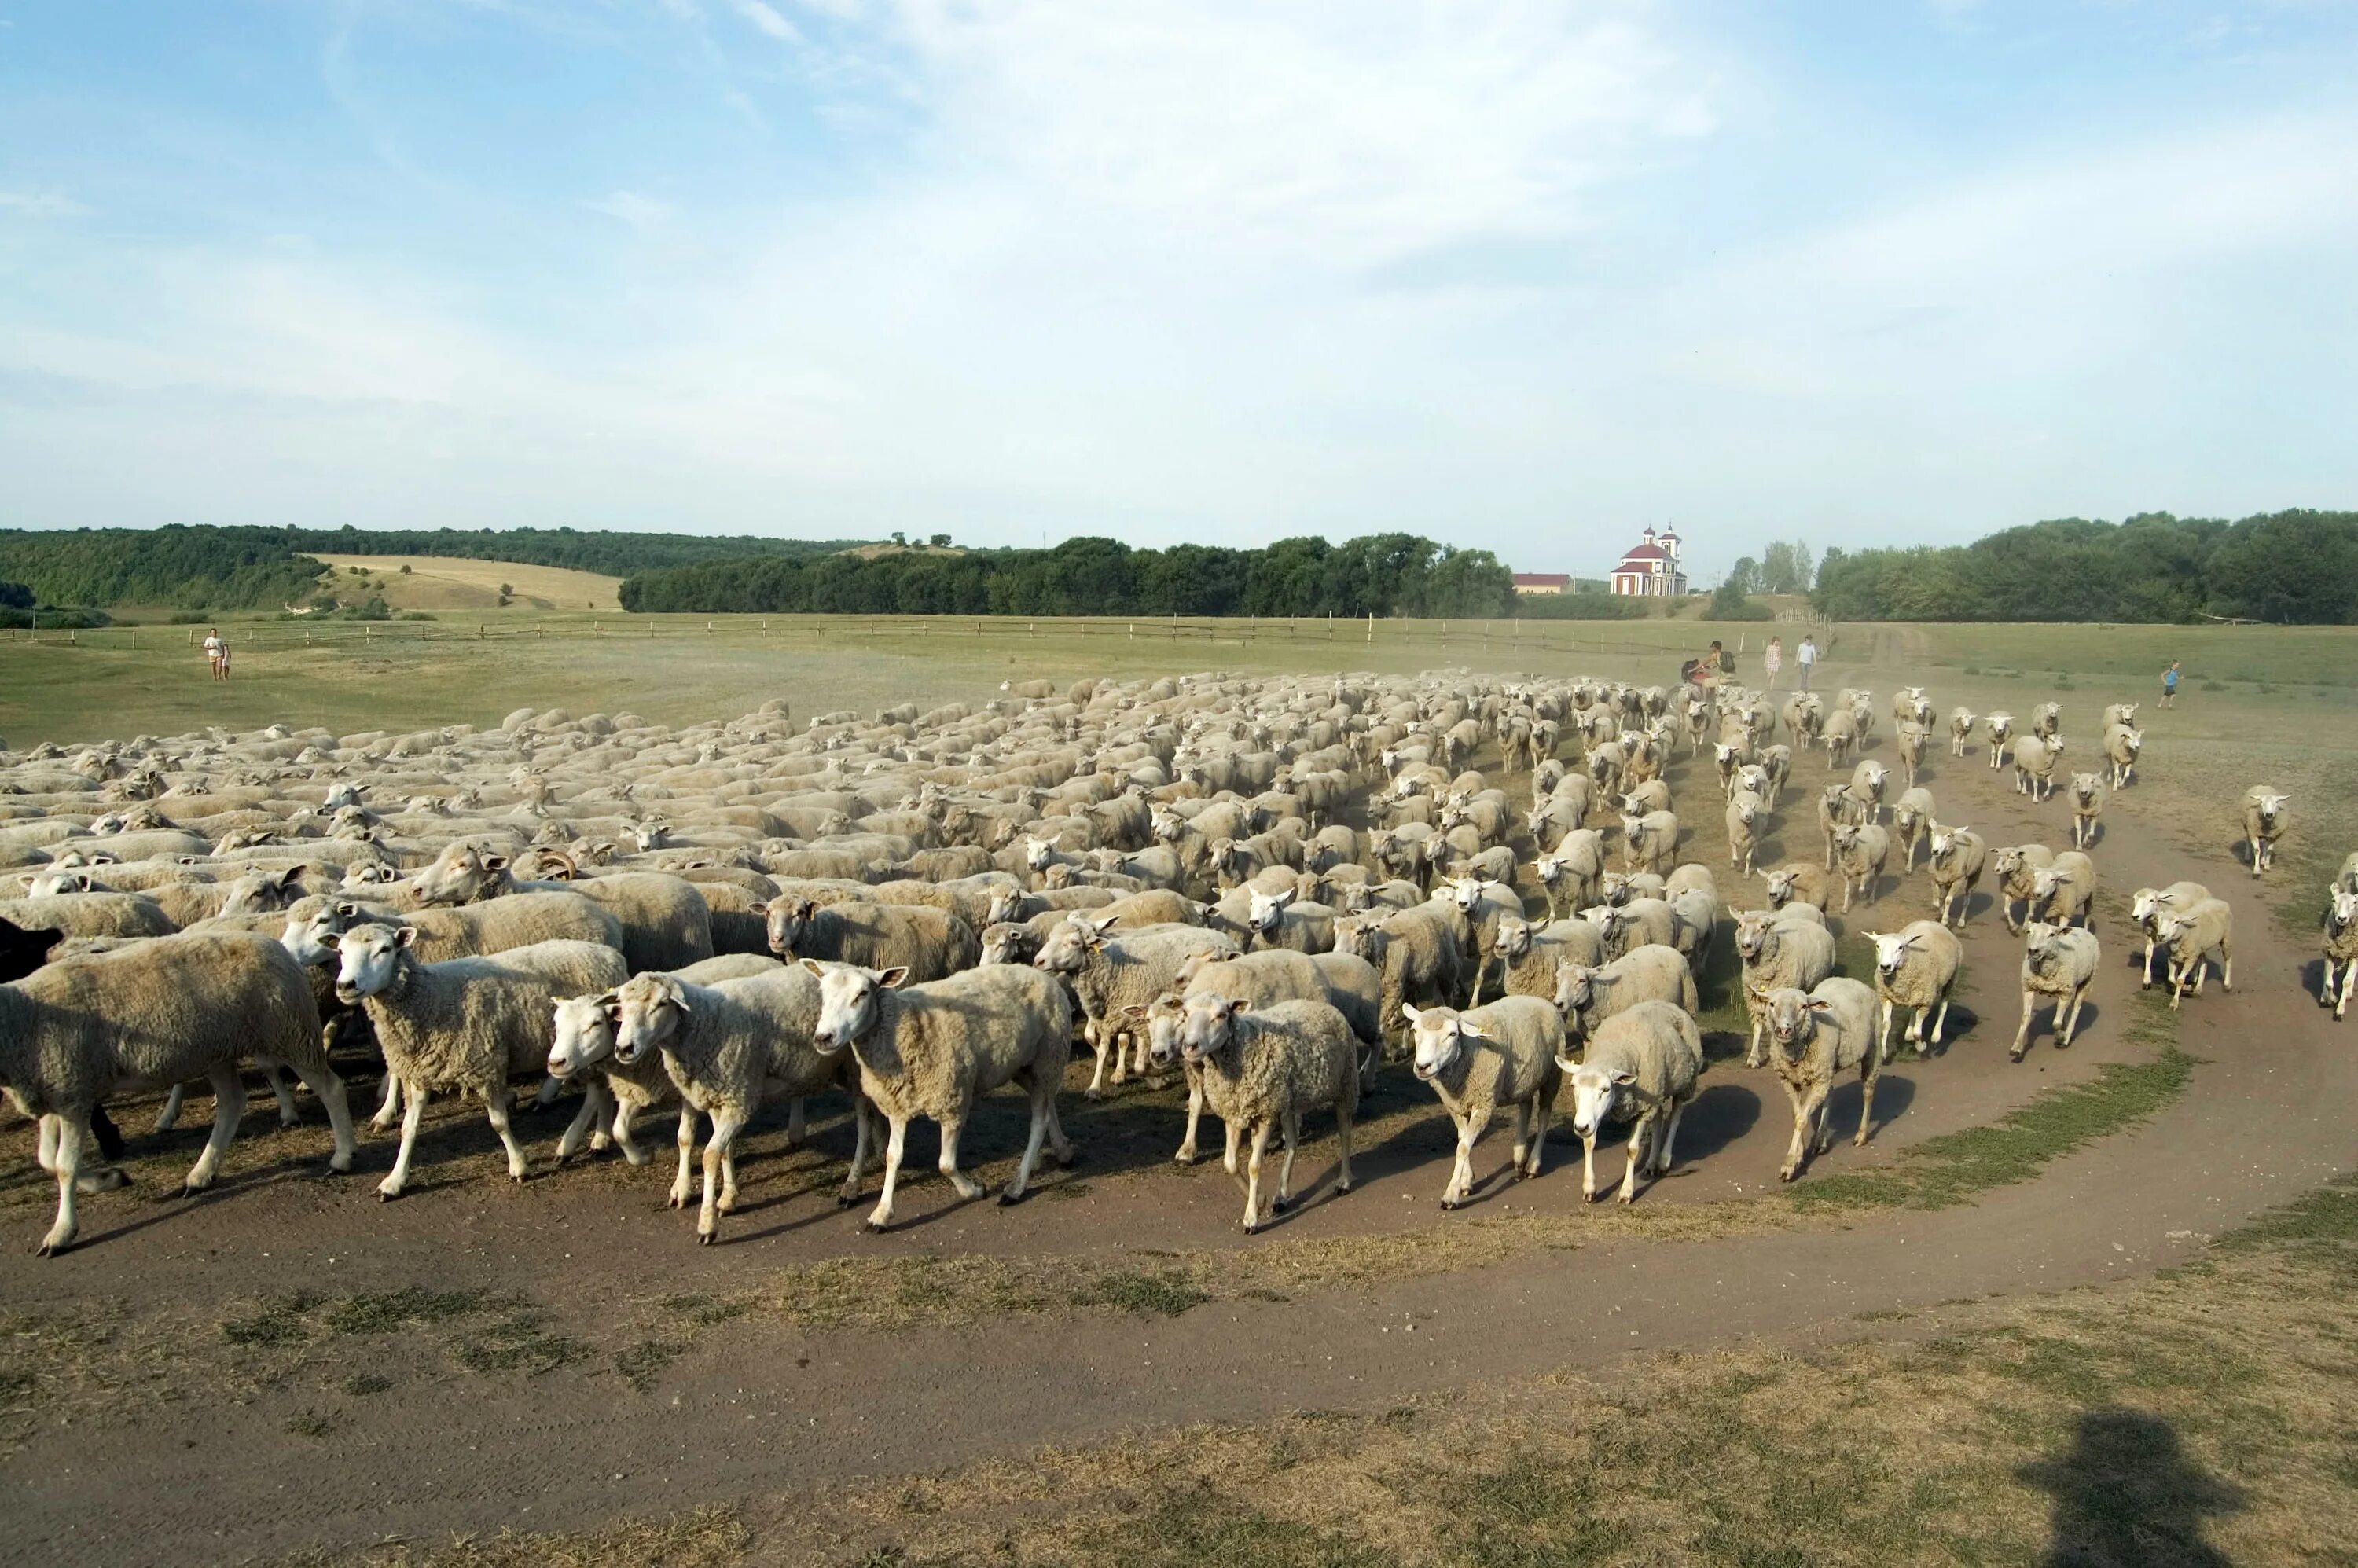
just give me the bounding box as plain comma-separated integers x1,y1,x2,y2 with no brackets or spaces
1512,572,1571,588
1617,543,1668,564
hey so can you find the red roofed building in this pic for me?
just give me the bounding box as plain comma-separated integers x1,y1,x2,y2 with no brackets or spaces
1609,526,1688,597
1511,572,1572,595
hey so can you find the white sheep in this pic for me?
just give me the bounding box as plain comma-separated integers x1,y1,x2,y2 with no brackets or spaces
2026,850,2097,930
2066,773,2104,850
2013,734,2063,802
1724,793,1763,876
2013,922,2101,1060
763,896,981,979
1985,713,2015,770
806,960,1076,1231
2,931,357,1254
2103,724,2143,789
2242,788,2289,876
1863,922,1963,1059
1735,910,1839,1068
1333,905,1466,1053
1993,843,2057,934
1556,1000,1702,1204
2321,890,2358,1019
1032,915,1240,1095
2154,898,2234,1011
1757,979,1882,1181
1553,946,1698,1047
2131,882,2211,986
330,923,629,1199
1889,787,1936,871
1831,822,1892,913
1171,992,1358,1232
1402,997,1563,1208
1948,708,1977,758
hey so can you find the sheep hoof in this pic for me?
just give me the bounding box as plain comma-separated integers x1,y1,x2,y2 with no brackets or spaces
2008,1048,2026,1063
35,1239,69,1258
836,1193,860,1209
997,1190,1022,1207
1335,1180,1352,1196
863,1219,890,1234
178,1183,202,1200
1438,1198,1456,1212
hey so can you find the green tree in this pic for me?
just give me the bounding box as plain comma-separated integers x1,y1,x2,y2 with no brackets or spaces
1726,556,1761,595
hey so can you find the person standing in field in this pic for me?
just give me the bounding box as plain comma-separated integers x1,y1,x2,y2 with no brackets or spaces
1764,636,1783,691
1797,634,1817,692
203,628,224,681
2162,659,2180,708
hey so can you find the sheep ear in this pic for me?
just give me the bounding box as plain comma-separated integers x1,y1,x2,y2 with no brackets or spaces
1808,998,1835,1013
1553,1054,1581,1074
876,966,910,989
1122,1003,1150,1019
481,854,510,873
798,957,828,979
1457,1018,1490,1041
394,926,420,948
1610,1069,1637,1087
1401,1003,1424,1025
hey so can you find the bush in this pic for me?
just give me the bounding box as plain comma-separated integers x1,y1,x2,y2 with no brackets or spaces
168,610,208,625
1514,593,1649,622
1704,584,1773,622
398,611,436,621
399,564,412,575
0,605,111,630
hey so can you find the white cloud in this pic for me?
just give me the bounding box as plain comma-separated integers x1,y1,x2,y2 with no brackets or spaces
582,189,673,230
0,190,93,218
729,0,802,42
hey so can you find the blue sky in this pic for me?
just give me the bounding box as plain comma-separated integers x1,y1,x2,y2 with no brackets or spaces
3,0,2354,581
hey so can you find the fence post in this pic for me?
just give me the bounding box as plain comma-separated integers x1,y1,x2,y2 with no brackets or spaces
1366,612,1373,642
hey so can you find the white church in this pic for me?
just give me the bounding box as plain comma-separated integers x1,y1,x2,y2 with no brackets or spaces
1608,526,1689,597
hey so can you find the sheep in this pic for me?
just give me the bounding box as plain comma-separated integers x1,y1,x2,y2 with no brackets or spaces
1757,743,1794,805
1031,916,1240,1095
2130,882,2211,986
1600,870,1666,906
292,890,624,965
2066,773,2104,849
2321,889,2358,1019
1925,823,1987,930
1402,998,1563,1208
407,843,713,971
1443,876,1524,1005
543,953,784,1170
1552,946,1698,1047
1167,992,1357,1232
1618,809,1680,877
1724,793,1763,876
2026,850,2097,930
2029,700,2062,740
2242,788,2290,876
2013,735,2062,802
804,959,1075,1231
1533,829,1607,918
763,897,980,979
0,891,174,946
1247,886,1338,955
1820,709,1859,768
1985,713,2015,770
1814,783,1850,868
1,931,357,1255
1735,911,1839,1067
330,923,629,1199
1887,787,1936,871
1756,978,1882,1181
2103,724,2143,789
600,964,870,1241
1172,947,1382,1062
1333,905,1466,1053
1993,843,2057,934
1760,862,1836,916
1893,723,1930,788
1589,897,1680,962
2013,922,2102,1059
1862,922,1963,1059
2154,898,2234,1011
1948,708,1977,758
1830,822,1892,913
1556,1000,1703,1204
1492,915,1606,1004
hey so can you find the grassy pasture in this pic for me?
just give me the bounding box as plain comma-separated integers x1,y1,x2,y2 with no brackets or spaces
308,554,623,612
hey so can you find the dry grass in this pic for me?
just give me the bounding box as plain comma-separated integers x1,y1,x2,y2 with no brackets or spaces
308,1174,2358,1568
310,554,623,612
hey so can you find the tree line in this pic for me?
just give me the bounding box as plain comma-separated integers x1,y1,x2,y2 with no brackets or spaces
1811,510,2358,624
616,534,1522,619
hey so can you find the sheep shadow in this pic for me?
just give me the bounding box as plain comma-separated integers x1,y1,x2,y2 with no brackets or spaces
2016,998,2100,1054
1662,1080,1761,1164
1822,1070,1916,1145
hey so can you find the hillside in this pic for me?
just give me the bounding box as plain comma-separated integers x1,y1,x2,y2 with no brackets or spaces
310,555,621,612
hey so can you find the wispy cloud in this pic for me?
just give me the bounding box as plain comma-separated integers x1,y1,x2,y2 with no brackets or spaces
0,190,93,218
729,0,801,43
582,189,673,230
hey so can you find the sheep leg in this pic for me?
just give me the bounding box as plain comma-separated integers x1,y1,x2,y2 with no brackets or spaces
1176,1077,1205,1165
2062,988,2088,1045
284,1061,355,1173
1618,1111,1648,1203
696,1107,747,1243
1779,1081,1820,1181
37,1112,91,1256
2169,960,2187,1011
1509,1103,1530,1180
1854,1059,1879,1148
530,1074,562,1112
1442,1111,1477,1210
154,1083,185,1134
379,1082,428,1199
1273,1110,1302,1212
670,1107,699,1208
865,1116,910,1232
2142,938,2157,987
2010,991,2040,1060
611,1096,650,1165
483,1086,528,1183
839,1096,876,1204
1929,998,1950,1049
2322,957,2338,1008
1001,1081,1052,1206
1242,1119,1274,1232
935,1110,986,1201
1581,1129,1600,1201
2220,942,2233,991
1746,1012,1765,1070
1083,1024,1115,1100
1876,999,1896,1067
1655,1100,1685,1176
372,1071,404,1133
557,1079,608,1162
252,1059,303,1127
2338,961,2356,1021
182,1065,246,1195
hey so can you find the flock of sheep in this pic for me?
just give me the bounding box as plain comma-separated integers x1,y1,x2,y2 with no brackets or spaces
0,670,2321,1259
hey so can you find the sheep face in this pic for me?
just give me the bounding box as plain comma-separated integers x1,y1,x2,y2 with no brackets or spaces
1735,913,1774,963
985,888,1027,927
1023,837,1056,872
1563,1059,1635,1140
410,843,508,905
1760,987,1829,1055
1552,960,1596,1018
343,860,402,888
609,975,697,1067
2328,890,2358,939
1402,1003,1484,1081
1176,991,1246,1063
1492,917,1533,960
26,870,101,898
331,922,415,1004
1029,914,1110,975
2070,775,2103,808
1864,932,1919,984
220,867,304,916
1761,868,1802,909
1331,917,1380,964
2022,923,2070,973
764,897,819,956
1130,997,1188,1070
547,993,619,1077
280,905,352,969
2253,793,2290,833
803,959,909,1053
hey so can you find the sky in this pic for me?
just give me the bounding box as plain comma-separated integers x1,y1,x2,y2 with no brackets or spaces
2,0,2355,582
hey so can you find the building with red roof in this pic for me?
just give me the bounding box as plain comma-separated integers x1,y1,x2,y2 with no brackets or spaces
1609,526,1688,597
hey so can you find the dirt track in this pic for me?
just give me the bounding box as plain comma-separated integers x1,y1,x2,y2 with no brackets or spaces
4,688,2349,1566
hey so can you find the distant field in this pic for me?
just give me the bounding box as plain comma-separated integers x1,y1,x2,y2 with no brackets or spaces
309,554,622,612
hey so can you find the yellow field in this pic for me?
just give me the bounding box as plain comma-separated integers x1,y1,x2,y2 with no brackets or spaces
309,554,622,612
